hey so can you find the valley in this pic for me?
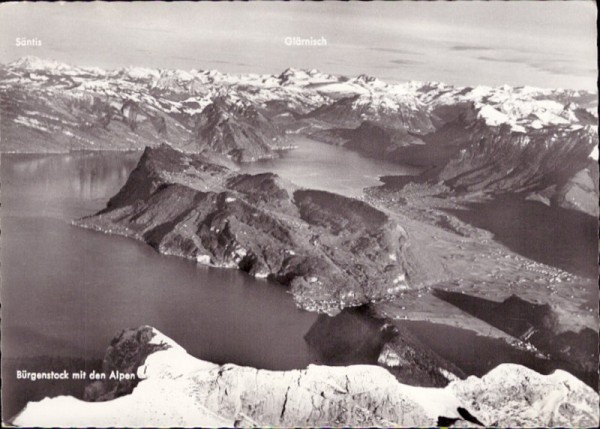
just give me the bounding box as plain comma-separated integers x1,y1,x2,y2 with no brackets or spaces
1,56,598,425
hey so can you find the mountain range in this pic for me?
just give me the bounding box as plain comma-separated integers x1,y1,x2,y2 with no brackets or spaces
1,56,597,215
3,57,598,425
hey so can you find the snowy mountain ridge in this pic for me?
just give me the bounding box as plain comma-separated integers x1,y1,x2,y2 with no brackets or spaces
3,56,596,132
13,326,600,428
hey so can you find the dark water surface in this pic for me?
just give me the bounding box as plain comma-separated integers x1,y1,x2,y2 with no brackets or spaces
395,320,597,388
444,196,598,279
241,136,420,197
2,142,595,419
0,141,418,419
1,151,321,368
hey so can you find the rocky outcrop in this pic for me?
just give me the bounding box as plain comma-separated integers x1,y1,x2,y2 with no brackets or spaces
13,327,600,428
449,365,600,428
83,327,168,402
76,145,416,315
190,94,290,162
552,159,599,216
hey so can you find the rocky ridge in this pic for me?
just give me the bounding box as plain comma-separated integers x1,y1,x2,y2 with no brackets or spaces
76,145,416,315
76,144,598,336
189,92,291,162
13,326,600,428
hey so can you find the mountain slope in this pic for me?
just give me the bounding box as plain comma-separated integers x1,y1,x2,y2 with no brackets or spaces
189,93,291,162
76,145,416,315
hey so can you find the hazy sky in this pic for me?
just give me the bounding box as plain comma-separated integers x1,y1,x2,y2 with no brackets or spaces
0,1,597,90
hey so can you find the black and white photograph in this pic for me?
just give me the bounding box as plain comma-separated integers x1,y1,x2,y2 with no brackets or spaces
0,1,598,427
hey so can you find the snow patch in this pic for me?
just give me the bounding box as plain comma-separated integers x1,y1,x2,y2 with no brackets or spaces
478,105,510,126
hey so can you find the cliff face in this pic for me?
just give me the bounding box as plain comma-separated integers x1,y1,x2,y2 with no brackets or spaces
13,327,600,428
435,122,597,192
425,120,599,216
76,145,416,315
552,159,599,215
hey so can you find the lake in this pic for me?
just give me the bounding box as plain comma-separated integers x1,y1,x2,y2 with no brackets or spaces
241,136,420,197
5,137,589,419
444,197,598,280
0,139,418,417
1,150,323,366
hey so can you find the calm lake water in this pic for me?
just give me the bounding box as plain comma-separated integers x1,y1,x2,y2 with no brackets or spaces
1,138,416,367
241,136,420,197
1,151,317,368
395,320,596,388
5,138,591,419
444,197,598,280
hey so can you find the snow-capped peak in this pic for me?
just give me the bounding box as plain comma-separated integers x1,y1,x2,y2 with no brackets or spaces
118,66,161,81
278,67,336,86
477,104,511,126
350,74,388,91
9,56,74,72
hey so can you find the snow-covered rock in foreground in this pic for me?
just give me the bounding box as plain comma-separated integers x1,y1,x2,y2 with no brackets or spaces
450,365,600,428
13,327,599,428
